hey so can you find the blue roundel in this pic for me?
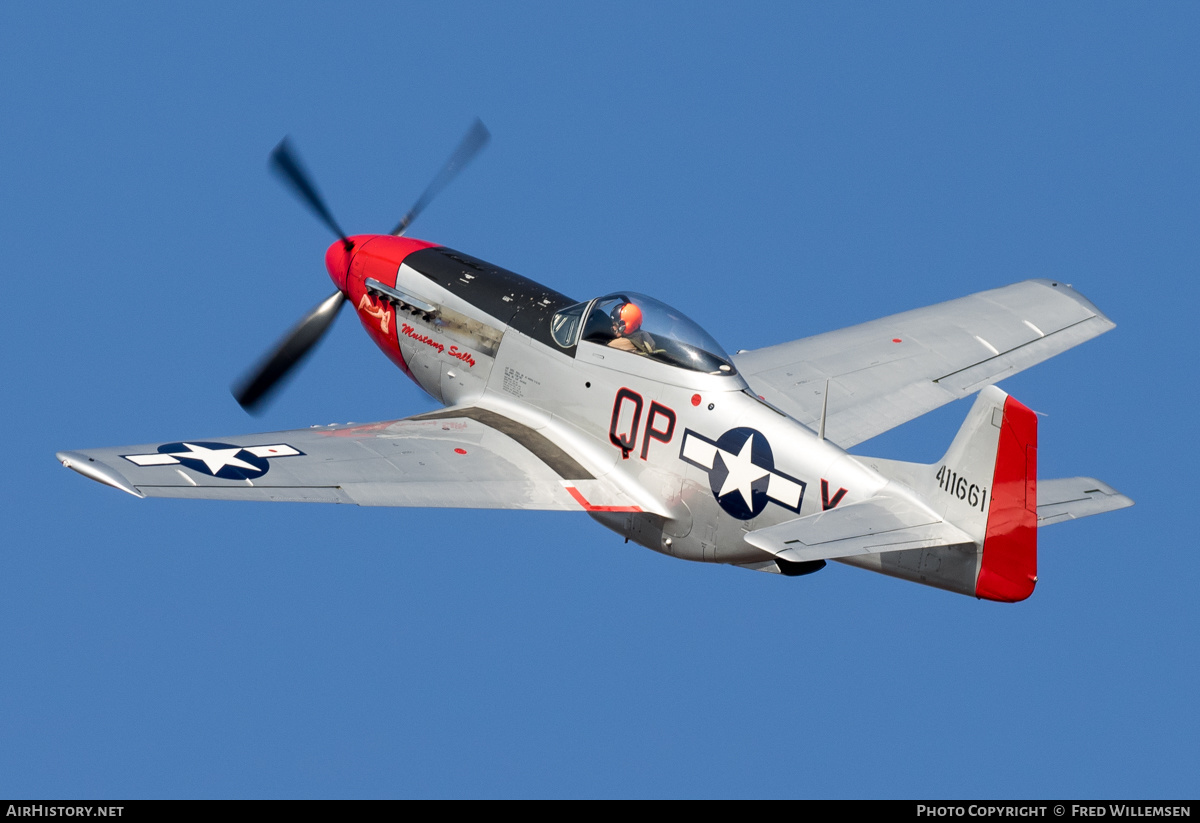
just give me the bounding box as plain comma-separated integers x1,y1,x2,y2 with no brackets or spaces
156,442,270,481
707,427,776,520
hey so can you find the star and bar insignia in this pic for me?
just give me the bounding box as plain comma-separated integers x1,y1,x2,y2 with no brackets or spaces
679,427,806,520
122,442,303,481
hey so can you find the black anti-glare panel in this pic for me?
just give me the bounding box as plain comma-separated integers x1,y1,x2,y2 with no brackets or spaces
405,247,577,350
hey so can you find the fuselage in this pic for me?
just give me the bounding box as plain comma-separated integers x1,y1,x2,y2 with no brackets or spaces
330,234,890,568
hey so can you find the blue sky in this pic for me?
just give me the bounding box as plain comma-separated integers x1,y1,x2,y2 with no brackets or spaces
2,2,1197,798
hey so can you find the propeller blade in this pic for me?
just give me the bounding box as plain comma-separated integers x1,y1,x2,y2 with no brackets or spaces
391,118,490,236
270,138,352,250
233,290,346,412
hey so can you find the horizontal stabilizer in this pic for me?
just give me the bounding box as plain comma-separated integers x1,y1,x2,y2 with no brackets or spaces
744,489,973,563
1037,477,1133,526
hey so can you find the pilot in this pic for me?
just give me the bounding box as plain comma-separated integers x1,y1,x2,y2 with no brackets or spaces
607,301,656,355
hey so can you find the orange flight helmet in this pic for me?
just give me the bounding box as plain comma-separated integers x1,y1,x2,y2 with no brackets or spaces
612,302,643,334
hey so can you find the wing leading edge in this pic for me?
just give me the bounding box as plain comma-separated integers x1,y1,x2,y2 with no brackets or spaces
732,279,1115,449
57,409,642,512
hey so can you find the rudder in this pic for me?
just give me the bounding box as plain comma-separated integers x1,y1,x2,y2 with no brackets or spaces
866,385,1038,602
974,389,1038,602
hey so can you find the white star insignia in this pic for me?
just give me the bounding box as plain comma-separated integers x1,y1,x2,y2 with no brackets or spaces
169,443,260,475
716,434,769,508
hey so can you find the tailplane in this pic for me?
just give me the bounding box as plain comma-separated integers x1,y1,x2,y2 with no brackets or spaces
864,386,1039,602
748,385,1129,601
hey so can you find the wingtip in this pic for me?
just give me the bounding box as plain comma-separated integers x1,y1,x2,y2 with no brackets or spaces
1029,278,1116,330
56,451,145,498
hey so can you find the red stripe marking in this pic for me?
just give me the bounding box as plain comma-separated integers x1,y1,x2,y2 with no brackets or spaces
564,486,642,513
976,395,1038,602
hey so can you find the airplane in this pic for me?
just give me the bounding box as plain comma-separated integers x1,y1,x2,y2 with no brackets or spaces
56,120,1133,602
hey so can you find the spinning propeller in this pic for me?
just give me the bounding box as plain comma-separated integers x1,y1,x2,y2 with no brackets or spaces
233,119,490,412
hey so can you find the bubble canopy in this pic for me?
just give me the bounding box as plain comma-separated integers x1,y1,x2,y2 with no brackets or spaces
551,292,736,375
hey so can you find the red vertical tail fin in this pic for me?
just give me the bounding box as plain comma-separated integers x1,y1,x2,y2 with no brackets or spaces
849,386,1041,601
975,395,1038,602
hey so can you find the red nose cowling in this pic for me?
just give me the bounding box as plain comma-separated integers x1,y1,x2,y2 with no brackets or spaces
324,239,356,292
326,235,441,294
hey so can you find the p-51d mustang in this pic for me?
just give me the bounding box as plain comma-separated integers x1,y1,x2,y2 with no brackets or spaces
58,122,1132,601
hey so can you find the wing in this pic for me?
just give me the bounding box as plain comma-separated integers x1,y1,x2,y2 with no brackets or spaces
56,408,642,512
732,279,1114,449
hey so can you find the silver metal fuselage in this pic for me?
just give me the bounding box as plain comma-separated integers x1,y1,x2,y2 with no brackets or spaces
385,257,888,566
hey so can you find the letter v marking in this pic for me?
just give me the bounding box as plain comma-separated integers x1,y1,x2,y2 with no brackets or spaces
821,479,847,511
